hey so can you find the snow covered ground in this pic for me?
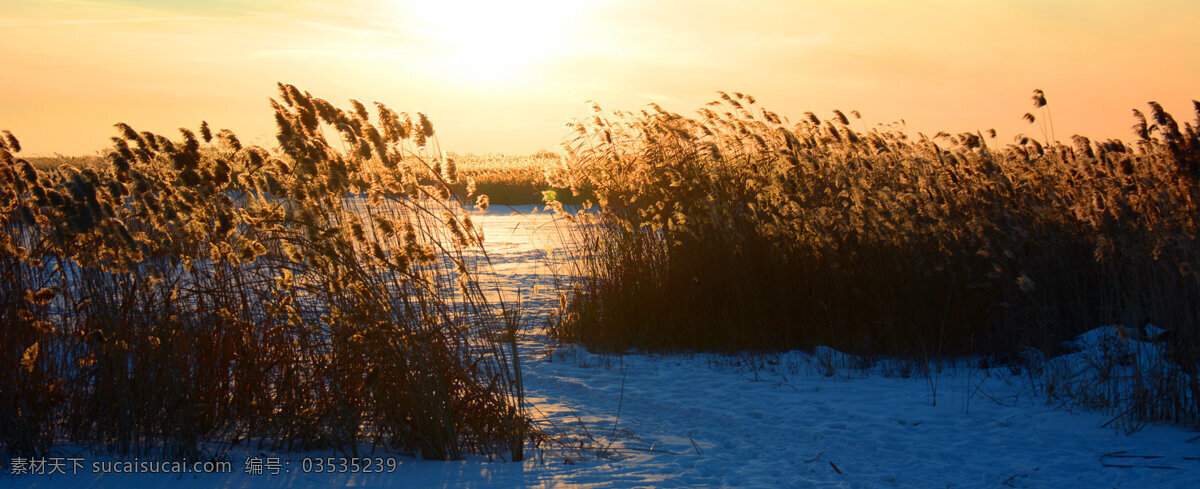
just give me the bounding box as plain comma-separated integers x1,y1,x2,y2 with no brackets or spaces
6,205,1199,488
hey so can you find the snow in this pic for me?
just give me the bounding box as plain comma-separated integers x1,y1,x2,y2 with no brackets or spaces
5,205,1198,488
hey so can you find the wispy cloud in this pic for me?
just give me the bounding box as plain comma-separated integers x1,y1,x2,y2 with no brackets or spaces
242,48,411,59
0,16,213,28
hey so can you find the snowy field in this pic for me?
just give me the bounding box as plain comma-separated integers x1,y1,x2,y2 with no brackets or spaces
5,205,1199,488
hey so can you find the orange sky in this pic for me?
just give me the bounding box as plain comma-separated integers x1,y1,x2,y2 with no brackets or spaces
2,0,1197,156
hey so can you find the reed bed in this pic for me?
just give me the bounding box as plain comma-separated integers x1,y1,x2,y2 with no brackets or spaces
25,154,105,172
26,152,573,207
441,151,588,206
0,84,527,460
552,91,1200,427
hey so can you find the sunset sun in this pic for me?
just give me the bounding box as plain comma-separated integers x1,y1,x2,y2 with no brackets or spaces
400,0,590,83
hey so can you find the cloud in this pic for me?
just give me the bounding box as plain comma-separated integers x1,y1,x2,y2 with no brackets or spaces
242,48,409,59
0,16,213,28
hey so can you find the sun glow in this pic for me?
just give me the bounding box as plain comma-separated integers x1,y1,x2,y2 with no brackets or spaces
401,0,589,85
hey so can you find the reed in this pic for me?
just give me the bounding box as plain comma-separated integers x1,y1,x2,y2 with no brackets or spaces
0,84,527,460
552,91,1200,426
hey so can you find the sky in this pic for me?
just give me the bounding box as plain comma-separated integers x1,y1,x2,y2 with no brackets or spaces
1,0,1197,156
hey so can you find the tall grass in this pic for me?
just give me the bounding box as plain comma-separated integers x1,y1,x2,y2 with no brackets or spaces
552,92,1200,426
0,84,526,460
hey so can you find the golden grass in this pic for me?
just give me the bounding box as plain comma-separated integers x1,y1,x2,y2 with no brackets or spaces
0,84,527,460
551,91,1200,427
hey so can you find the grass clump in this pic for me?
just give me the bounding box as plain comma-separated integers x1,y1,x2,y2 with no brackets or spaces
0,84,527,461
552,92,1200,426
